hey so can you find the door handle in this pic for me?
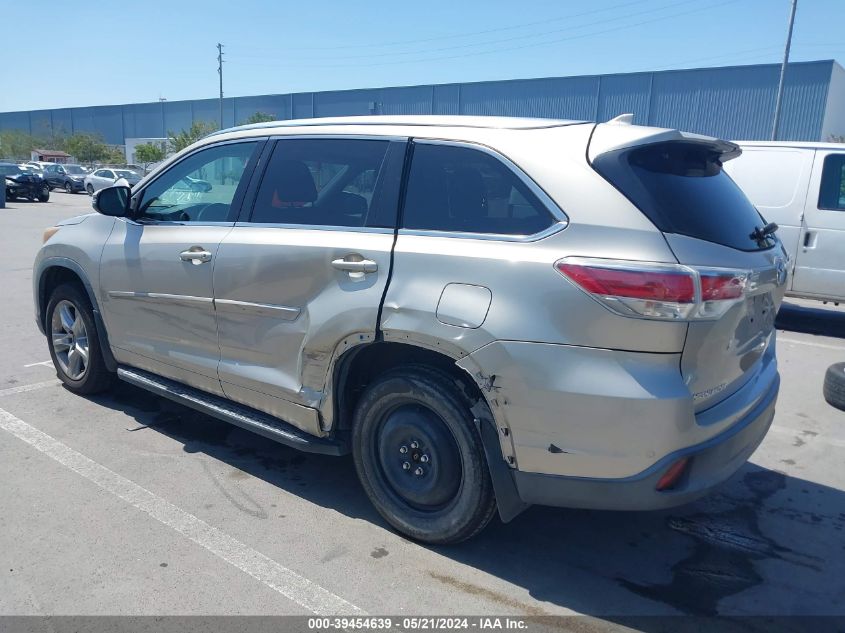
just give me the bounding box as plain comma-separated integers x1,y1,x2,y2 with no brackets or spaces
180,248,213,264
803,231,816,250
331,258,378,273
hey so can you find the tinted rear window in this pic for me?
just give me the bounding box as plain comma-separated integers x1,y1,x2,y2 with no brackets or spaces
594,142,774,251
402,143,554,236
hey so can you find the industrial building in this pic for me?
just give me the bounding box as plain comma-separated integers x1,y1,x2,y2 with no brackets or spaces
2,59,843,146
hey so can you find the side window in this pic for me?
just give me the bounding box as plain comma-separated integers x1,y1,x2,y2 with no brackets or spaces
402,143,554,236
103,170,115,179
250,138,391,227
818,154,845,211
137,141,258,223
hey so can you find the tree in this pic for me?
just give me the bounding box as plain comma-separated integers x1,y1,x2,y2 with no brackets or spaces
168,121,218,153
0,130,39,160
242,111,276,125
135,142,166,173
64,133,110,163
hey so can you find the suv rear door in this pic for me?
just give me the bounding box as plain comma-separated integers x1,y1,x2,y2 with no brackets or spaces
591,131,788,412
212,136,405,435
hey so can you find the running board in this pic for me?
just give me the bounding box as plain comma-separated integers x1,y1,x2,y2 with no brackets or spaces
117,366,349,456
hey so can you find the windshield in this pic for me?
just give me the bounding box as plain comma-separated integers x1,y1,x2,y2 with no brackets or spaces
0,165,24,175
65,165,87,174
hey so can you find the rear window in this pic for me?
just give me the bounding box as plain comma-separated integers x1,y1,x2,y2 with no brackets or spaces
593,142,774,251
402,143,554,236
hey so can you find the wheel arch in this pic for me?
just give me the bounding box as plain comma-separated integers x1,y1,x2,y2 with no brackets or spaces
329,340,528,522
37,259,117,371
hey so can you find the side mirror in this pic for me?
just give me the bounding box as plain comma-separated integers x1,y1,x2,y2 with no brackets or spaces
92,185,131,217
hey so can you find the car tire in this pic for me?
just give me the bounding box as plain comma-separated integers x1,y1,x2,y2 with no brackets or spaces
823,362,845,412
6,191,14,201
86,184,94,195
352,366,497,544
64,181,73,194
46,283,114,395
38,185,50,202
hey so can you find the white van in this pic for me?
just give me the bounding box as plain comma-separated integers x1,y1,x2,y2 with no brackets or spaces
725,142,845,304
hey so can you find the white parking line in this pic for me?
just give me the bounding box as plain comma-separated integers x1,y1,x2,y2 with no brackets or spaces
0,404,365,616
24,360,54,368
0,380,60,398
778,336,845,351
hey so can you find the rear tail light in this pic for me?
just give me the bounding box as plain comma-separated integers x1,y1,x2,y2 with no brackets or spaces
556,257,748,321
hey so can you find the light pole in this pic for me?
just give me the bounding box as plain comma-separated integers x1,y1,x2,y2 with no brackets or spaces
772,0,798,141
217,43,225,129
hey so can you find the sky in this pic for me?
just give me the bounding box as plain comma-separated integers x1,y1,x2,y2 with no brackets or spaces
1,0,843,113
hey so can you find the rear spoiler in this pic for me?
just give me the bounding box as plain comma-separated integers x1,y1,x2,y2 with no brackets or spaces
588,120,741,164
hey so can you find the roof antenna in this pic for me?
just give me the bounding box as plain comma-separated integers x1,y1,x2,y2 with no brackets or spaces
608,113,635,125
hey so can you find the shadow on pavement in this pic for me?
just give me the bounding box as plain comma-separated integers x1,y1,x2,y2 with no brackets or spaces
88,381,845,619
777,301,845,339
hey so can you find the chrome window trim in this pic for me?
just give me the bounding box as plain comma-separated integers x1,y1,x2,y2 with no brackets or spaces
398,221,567,243
405,138,569,239
121,218,237,228
232,221,394,235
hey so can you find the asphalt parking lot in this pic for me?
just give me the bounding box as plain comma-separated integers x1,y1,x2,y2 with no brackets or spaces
1,192,844,620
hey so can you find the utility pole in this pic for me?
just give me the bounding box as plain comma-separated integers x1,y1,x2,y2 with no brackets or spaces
217,42,225,129
771,0,798,140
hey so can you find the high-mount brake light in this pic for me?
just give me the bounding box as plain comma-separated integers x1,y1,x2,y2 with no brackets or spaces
555,258,749,321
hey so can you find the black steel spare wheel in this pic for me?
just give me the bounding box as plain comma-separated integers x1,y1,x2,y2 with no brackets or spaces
377,404,462,509
352,367,496,544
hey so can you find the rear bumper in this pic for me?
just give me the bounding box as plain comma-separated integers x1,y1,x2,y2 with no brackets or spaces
512,371,778,510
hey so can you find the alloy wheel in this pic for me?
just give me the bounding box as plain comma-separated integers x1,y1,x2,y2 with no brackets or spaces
50,300,90,380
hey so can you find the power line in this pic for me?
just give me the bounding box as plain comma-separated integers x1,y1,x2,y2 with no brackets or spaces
227,0,740,70
235,0,654,53
233,0,700,63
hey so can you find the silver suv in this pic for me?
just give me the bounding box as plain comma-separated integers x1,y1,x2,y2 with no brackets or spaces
34,116,786,544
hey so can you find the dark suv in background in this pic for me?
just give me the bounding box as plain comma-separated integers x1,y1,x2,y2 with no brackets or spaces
43,164,89,193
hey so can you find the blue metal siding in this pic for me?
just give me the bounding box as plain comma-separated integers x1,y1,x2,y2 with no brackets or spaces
432,84,460,115
292,93,313,119
233,95,290,123
29,111,53,138
459,76,599,119
314,89,379,117
163,101,193,138
779,61,832,141
0,60,837,144
379,85,432,115
596,73,652,125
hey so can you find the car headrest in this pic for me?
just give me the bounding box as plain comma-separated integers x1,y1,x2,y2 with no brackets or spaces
270,160,317,205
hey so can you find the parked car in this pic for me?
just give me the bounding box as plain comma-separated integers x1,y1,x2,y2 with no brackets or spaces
27,161,57,172
1,162,50,202
34,115,786,543
43,163,89,193
84,168,142,194
18,164,43,175
725,142,845,305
